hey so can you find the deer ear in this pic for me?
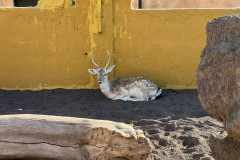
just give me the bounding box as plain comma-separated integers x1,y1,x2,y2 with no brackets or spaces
88,69,97,74
106,65,115,73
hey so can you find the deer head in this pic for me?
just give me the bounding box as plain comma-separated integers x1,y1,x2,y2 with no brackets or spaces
88,50,115,84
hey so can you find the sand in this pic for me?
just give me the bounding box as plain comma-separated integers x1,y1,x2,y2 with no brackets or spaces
0,89,223,160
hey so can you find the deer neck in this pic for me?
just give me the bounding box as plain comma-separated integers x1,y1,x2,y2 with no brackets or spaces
99,79,110,96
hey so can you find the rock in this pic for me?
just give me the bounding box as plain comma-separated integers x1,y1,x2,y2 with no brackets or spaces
209,131,240,160
196,14,240,140
0,114,152,160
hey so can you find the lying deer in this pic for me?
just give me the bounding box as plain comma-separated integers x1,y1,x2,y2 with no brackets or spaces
88,50,162,101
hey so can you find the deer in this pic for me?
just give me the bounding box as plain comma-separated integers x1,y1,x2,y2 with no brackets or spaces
88,50,162,101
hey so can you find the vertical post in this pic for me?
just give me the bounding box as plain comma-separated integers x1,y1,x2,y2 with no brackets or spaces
138,0,142,9
97,0,102,33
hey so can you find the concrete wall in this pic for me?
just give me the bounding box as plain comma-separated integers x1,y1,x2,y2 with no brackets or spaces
114,0,240,89
0,0,13,7
132,0,240,9
0,0,114,90
0,0,240,90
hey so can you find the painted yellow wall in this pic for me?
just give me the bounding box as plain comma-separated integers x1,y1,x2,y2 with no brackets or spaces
0,0,113,90
114,0,240,89
38,0,73,8
0,0,239,90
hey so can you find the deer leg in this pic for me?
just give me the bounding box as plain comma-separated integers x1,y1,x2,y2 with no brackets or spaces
138,90,148,101
147,88,162,101
129,97,142,101
121,96,141,101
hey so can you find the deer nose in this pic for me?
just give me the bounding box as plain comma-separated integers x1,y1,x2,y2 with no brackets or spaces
98,81,102,84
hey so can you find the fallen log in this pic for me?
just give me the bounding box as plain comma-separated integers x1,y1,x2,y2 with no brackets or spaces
0,114,152,160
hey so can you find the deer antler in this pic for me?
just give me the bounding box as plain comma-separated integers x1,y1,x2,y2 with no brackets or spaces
92,50,99,68
105,50,111,68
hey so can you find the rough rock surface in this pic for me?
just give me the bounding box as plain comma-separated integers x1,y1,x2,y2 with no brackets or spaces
0,114,152,160
196,14,240,141
209,131,240,160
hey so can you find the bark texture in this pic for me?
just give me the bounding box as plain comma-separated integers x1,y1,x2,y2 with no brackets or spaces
196,14,240,141
0,114,152,160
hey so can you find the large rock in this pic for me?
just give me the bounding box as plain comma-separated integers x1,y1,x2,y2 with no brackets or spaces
0,114,152,160
209,131,240,160
196,14,240,140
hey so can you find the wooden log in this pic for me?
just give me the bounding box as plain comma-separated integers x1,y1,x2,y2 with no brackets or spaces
0,114,152,160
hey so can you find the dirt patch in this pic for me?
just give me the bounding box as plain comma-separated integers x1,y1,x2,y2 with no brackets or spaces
0,89,223,160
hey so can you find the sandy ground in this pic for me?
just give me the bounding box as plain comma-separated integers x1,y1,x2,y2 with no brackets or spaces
0,89,223,160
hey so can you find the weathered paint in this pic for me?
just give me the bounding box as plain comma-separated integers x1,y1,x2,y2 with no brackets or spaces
0,0,239,90
38,0,73,8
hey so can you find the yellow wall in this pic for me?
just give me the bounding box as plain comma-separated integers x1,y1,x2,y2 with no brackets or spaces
114,0,240,89
0,0,113,90
0,0,239,90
